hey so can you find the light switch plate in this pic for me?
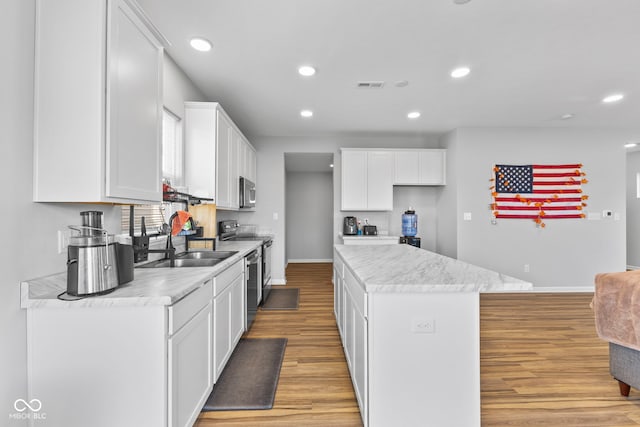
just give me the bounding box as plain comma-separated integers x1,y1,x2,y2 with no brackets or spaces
463,212,472,221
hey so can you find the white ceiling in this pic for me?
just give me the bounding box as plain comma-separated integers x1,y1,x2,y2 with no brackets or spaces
137,0,640,142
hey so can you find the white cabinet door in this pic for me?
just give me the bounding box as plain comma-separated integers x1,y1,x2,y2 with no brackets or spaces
230,272,245,347
394,151,421,184
247,144,257,183
341,149,393,211
216,111,233,209
184,104,217,200
419,150,446,185
393,149,446,185
213,284,232,381
33,0,163,204
105,0,162,201
341,150,368,210
352,302,368,423
230,130,241,209
169,302,213,427
366,151,394,210
341,261,369,426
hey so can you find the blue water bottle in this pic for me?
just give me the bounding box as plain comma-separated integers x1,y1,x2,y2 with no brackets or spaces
402,208,418,237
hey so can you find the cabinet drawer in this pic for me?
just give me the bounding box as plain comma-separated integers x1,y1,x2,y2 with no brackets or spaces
169,280,213,335
344,267,367,318
214,259,244,296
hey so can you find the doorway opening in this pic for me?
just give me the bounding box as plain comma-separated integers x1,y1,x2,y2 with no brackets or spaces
284,153,334,265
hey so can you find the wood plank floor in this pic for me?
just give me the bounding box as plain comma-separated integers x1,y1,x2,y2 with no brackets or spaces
196,263,640,427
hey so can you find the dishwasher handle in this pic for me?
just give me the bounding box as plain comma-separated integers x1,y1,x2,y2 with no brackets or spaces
245,250,260,264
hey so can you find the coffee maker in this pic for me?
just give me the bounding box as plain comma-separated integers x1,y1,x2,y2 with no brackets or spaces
343,216,358,235
66,211,133,297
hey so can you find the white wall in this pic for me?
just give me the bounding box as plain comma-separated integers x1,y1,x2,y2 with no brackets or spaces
285,171,333,262
452,127,629,289
162,54,207,120
626,150,640,269
436,130,459,258
249,135,439,284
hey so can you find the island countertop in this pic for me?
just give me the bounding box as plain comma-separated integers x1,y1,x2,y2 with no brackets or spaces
334,244,532,293
21,240,263,309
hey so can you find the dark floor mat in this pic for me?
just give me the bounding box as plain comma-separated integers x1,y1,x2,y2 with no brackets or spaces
261,288,299,310
202,338,287,411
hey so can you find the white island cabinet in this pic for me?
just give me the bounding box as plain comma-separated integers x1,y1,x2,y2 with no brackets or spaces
21,241,257,427
34,0,165,204
333,245,532,427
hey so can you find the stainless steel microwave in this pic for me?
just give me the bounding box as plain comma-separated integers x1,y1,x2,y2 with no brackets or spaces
239,177,256,208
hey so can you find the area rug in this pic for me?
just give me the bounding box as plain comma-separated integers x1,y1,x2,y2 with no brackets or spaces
261,288,299,310
202,338,287,411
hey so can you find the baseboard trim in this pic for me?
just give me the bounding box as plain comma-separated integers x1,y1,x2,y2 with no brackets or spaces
627,265,640,271
287,259,333,264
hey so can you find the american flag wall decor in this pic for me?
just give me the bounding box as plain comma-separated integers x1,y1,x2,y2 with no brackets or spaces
489,164,588,228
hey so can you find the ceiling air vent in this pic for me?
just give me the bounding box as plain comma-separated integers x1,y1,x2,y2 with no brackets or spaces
357,81,385,89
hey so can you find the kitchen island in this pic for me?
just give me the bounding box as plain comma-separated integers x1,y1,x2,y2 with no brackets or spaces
333,244,532,427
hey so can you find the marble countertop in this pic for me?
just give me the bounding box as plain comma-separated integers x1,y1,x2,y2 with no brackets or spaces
334,244,532,293
21,240,263,309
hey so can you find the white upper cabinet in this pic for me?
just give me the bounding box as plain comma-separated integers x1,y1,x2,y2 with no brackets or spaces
341,149,394,211
394,149,446,185
367,151,394,210
184,102,256,210
341,148,446,211
184,103,217,201
33,0,164,203
341,150,368,211
238,136,257,184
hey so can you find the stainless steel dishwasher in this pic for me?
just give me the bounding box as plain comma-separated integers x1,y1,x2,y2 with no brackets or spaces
244,249,261,330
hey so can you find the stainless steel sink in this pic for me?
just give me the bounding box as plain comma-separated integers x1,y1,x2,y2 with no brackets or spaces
175,251,238,260
136,251,238,268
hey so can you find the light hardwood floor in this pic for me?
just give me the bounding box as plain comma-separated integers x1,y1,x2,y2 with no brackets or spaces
195,263,640,427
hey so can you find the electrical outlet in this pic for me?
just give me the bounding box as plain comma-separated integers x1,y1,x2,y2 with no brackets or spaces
524,264,530,273
57,230,69,254
463,212,472,221
412,318,435,334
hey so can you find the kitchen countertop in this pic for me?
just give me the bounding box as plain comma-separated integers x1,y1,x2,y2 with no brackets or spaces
334,244,532,293
21,240,263,309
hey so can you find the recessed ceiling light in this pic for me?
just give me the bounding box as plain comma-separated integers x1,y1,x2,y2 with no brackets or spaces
298,65,316,77
625,142,638,148
300,110,313,118
560,113,574,120
602,93,624,103
451,67,471,79
329,164,334,168
453,0,471,4
407,111,421,119
190,37,212,52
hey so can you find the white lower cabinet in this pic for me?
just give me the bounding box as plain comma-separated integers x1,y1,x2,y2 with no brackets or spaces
333,259,344,337
169,297,213,427
213,259,245,381
343,266,368,424
25,258,247,427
